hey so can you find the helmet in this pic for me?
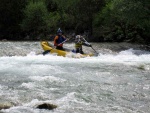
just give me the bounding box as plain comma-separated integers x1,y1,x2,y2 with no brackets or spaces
75,35,82,42
75,35,81,39
57,28,62,33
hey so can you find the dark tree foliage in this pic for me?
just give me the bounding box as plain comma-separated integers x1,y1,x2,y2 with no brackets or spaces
45,0,57,12
0,0,27,40
21,1,50,40
0,0,149,44
94,0,150,43
74,0,105,36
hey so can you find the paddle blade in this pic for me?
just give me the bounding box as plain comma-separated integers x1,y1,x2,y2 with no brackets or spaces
42,50,50,55
91,46,98,54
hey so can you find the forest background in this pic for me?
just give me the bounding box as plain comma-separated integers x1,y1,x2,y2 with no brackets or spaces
0,0,149,44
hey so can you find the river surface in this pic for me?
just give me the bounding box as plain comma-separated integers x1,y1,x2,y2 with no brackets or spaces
0,41,150,113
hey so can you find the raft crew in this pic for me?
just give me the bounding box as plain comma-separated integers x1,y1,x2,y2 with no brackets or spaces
54,28,66,50
75,35,91,54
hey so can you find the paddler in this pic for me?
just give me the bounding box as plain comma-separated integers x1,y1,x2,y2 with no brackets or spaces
74,35,91,54
54,28,67,50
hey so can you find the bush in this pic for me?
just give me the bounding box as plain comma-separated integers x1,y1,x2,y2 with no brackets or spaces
21,1,49,40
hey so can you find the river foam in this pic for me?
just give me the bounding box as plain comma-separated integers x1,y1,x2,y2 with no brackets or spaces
0,42,150,113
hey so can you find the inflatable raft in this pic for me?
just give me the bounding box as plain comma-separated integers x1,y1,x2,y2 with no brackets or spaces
40,41,93,57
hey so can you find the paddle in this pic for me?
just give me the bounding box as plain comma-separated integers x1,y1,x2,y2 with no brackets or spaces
57,37,72,46
91,46,98,54
82,37,99,55
42,50,50,55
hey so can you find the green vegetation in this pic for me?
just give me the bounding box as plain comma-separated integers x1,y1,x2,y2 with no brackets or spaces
0,0,149,44
21,1,50,40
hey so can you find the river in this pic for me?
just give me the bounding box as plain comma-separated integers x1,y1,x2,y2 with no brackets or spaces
0,41,150,113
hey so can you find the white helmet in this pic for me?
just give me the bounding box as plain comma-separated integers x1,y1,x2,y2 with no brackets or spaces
76,35,81,39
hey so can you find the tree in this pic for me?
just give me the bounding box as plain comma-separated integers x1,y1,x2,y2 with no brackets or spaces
46,0,104,36
21,1,49,39
0,0,27,40
76,0,104,36
94,0,150,43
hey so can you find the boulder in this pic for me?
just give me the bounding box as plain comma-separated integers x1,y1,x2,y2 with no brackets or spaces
0,103,13,110
36,103,57,110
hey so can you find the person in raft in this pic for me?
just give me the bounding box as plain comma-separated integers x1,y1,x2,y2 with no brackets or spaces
54,28,67,50
74,35,91,54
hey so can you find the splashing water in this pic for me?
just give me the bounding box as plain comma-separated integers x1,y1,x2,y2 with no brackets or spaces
0,42,150,113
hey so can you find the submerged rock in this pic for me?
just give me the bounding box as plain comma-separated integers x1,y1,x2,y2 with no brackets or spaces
36,103,57,110
137,65,145,70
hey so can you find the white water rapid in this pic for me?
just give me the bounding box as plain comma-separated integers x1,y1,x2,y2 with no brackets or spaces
0,42,150,113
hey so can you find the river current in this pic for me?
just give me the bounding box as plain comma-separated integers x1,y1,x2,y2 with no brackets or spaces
0,41,150,113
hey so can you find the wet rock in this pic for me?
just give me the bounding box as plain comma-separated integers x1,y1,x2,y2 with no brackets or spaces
1,39,7,42
0,103,13,110
36,103,57,110
137,65,145,70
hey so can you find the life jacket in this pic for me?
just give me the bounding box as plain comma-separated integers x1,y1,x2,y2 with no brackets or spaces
75,41,83,49
54,35,65,47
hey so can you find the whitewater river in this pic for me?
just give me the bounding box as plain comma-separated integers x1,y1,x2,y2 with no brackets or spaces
0,41,150,113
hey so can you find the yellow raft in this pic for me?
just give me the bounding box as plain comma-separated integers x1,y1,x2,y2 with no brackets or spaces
40,41,93,57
